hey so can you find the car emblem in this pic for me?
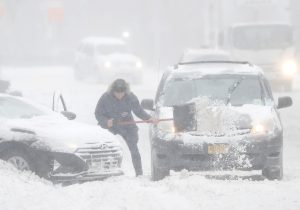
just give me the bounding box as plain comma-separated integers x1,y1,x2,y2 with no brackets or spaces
99,144,107,150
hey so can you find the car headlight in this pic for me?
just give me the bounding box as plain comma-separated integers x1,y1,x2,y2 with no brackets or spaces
251,124,267,134
251,119,279,136
67,143,78,150
281,60,297,77
158,121,175,133
136,61,143,69
104,61,112,68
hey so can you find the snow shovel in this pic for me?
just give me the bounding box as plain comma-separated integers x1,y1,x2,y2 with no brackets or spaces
172,103,197,132
116,118,173,125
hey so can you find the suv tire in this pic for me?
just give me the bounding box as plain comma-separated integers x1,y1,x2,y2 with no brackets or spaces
262,154,283,180
151,149,169,181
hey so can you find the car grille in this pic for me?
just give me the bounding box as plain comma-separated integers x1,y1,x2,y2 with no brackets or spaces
75,142,122,171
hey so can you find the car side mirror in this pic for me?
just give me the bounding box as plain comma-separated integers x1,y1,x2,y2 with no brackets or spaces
61,111,76,120
277,96,293,109
141,99,154,111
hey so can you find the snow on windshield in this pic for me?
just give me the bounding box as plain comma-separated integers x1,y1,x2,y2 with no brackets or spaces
160,75,264,107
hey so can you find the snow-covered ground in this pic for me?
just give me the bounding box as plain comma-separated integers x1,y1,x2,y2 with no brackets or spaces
0,66,300,210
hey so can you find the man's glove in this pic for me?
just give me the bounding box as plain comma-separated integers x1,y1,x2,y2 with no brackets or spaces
107,118,114,128
147,117,160,124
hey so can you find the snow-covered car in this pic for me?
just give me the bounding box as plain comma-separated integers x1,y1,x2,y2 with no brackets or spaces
74,37,143,83
141,61,292,181
179,48,232,63
0,94,123,182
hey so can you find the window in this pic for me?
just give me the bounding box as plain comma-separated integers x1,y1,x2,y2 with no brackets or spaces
0,97,47,119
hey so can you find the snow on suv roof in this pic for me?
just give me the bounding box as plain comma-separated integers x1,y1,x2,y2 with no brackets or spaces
181,48,231,63
173,61,264,77
81,37,126,45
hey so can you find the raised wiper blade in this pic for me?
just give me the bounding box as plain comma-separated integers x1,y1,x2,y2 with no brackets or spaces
226,77,245,105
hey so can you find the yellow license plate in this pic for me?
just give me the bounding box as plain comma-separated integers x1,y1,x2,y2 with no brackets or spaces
208,144,229,154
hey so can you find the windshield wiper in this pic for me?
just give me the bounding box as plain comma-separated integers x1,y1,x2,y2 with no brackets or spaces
226,77,245,105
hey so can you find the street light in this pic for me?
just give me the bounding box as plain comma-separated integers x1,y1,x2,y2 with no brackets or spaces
122,31,130,39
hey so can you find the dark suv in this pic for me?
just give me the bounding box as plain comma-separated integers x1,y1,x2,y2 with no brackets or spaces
142,61,292,181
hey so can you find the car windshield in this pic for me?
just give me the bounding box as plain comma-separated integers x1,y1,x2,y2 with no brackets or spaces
97,44,128,54
233,25,293,50
161,75,264,106
0,97,48,119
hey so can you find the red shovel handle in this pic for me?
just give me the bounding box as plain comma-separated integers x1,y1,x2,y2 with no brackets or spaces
117,118,173,125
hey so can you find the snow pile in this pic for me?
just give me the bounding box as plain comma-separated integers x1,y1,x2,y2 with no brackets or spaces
1,159,300,210
0,160,197,210
190,97,278,136
192,97,240,136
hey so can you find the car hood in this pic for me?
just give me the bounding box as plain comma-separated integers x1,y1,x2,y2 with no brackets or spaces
1,115,119,153
158,102,280,141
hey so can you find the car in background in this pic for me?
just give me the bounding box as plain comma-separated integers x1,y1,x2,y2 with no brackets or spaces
74,37,143,83
0,79,10,93
0,94,123,183
141,61,292,181
0,79,22,96
180,48,232,63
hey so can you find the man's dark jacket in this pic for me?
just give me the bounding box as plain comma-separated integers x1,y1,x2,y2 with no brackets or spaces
95,91,151,134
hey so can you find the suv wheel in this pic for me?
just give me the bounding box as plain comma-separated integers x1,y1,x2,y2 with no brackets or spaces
262,154,283,180
262,166,283,180
151,149,169,181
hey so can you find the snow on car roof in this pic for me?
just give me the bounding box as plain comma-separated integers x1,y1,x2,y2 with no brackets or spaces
172,62,264,77
81,37,126,45
181,48,232,63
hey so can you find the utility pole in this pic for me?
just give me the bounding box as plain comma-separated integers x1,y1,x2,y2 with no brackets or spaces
290,0,300,53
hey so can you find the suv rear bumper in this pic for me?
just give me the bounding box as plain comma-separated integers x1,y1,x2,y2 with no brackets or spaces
152,133,282,171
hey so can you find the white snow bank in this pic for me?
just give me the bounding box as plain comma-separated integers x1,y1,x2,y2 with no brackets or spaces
1,160,300,210
0,161,197,210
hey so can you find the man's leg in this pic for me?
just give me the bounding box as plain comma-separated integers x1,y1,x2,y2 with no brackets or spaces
122,129,143,176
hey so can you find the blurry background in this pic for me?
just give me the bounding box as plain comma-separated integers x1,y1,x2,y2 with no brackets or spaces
0,0,299,67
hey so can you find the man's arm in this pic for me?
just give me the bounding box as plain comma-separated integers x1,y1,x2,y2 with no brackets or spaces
130,93,151,120
95,95,109,129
